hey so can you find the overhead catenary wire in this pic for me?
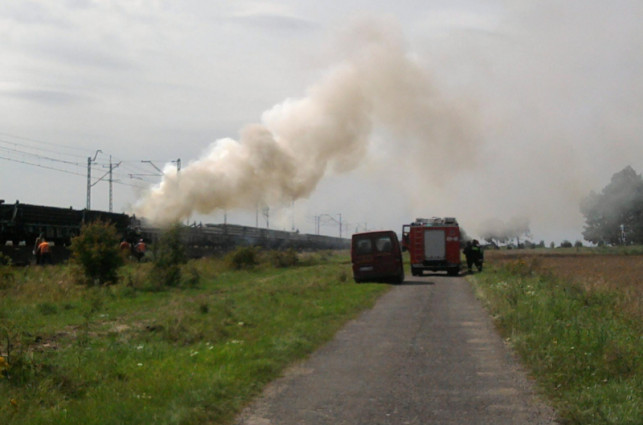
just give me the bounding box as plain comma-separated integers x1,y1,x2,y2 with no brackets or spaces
0,144,85,168
0,133,90,159
0,133,174,191
0,154,86,177
0,131,187,212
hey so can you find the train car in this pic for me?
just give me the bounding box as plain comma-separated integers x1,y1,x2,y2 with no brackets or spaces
0,200,132,246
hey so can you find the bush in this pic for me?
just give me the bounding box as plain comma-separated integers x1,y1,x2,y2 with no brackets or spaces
70,221,124,285
151,224,187,287
226,246,260,270
270,249,299,268
0,252,11,266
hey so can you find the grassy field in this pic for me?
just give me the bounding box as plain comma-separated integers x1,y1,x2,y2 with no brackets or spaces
0,250,390,424
470,248,642,425
3,246,641,424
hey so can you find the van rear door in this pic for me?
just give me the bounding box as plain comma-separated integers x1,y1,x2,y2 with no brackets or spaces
351,231,404,283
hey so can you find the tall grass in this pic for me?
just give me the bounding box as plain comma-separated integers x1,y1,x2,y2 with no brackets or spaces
0,250,389,424
471,257,642,425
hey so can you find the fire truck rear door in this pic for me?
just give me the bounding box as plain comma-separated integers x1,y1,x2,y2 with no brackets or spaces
424,229,445,261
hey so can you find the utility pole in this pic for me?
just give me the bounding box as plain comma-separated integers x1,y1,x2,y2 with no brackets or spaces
291,200,295,232
109,156,114,212
316,213,342,237
262,207,270,229
105,156,121,212
109,156,113,212
86,150,102,210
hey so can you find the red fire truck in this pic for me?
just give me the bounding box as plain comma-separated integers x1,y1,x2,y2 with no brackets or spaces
402,217,461,276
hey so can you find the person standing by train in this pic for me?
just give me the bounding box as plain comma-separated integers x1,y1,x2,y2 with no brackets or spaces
37,238,51,265
120,239,131,260
33,233,44,265
134,238,146,262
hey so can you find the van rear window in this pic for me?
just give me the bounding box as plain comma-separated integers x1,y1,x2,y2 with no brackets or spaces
375,236,393,252
355,238,372,254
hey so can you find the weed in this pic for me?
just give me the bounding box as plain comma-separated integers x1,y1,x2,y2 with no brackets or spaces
37,302,58,316
183,263,202,288
337,270,348,283
0,265,14,289
0,321,34,386
472,251,643,425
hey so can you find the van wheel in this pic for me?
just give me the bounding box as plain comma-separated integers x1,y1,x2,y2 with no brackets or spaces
394,270,405,284
447,267,459,276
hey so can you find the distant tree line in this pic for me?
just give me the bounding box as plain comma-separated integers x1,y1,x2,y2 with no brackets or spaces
580,166,643,245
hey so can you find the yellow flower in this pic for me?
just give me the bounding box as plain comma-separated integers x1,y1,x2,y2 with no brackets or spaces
0,356,8,372
10,398,18,408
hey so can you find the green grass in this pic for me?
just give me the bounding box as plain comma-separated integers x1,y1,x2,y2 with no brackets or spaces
470,258,642,425
0,251,390,424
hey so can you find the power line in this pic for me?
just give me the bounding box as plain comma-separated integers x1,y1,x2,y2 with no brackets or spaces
0,131,182,207
0,144,85,168
0,132,90,157
0,155,86,177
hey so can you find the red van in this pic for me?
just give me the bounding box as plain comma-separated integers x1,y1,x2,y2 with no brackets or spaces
351,231,405,284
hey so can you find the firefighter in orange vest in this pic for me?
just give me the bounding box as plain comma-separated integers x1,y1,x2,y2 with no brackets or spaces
134,239,146,262
120,239,132,260
37,238,52,265
33,233,44,264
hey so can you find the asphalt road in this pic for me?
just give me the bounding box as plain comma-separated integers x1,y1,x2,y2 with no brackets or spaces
235,274,558,425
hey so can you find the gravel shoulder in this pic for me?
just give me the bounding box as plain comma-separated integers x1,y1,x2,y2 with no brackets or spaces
235,275,558,425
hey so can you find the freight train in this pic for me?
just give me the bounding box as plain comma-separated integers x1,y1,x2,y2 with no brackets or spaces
0,200,349,265
0,200,132,247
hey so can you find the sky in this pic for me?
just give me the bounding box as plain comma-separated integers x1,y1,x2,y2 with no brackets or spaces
1,0,642,244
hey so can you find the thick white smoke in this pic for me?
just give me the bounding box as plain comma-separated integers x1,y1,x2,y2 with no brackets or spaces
135,23,475,225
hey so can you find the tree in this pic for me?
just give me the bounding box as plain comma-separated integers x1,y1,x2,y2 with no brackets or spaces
580,166,643,245
70,221,124,285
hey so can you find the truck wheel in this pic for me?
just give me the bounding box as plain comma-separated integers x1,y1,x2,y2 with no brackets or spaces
447,267,459,276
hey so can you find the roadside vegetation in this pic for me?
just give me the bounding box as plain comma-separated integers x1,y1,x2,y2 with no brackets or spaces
0,242,389,424
470,248,642,425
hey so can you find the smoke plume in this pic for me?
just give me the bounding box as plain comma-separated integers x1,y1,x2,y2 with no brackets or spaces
135,22,475,225
478,217,531,245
